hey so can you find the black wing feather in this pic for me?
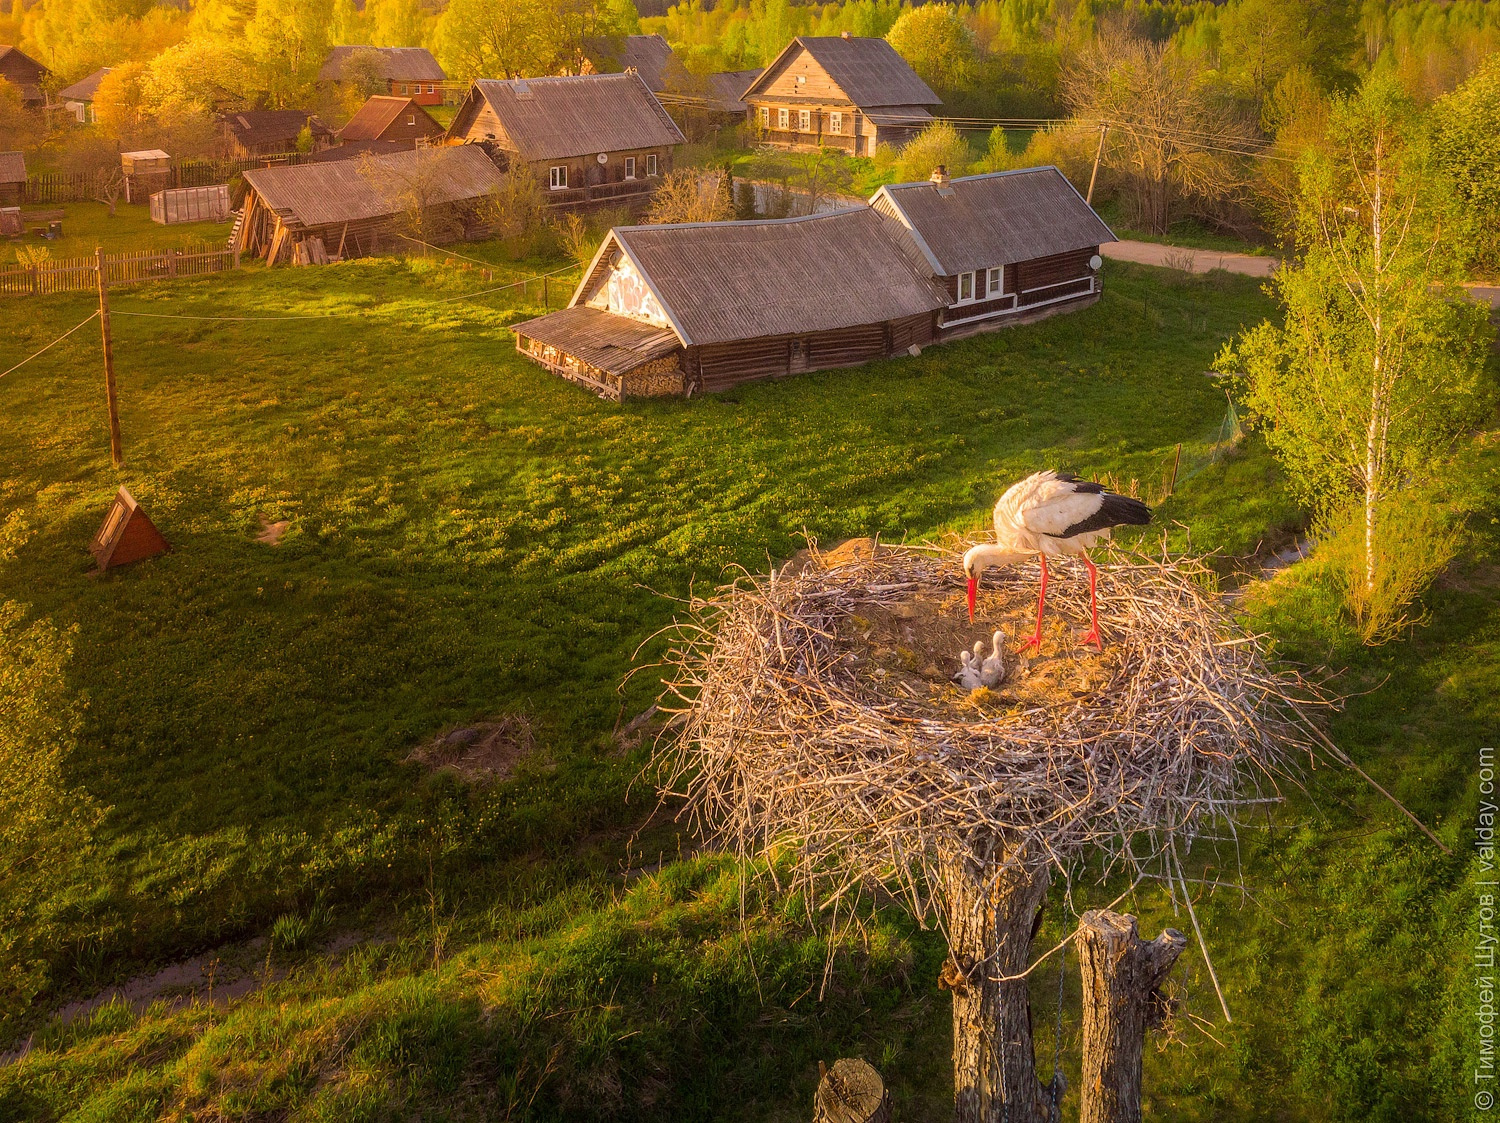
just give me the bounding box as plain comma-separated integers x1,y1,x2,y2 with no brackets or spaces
1059,492,1152,538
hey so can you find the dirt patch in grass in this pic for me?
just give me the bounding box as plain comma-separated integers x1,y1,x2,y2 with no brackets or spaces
408,715,543,783
255,514,290,545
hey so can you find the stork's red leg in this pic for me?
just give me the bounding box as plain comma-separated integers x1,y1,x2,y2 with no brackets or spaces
1018,555,1048,653
1079,555,1102,649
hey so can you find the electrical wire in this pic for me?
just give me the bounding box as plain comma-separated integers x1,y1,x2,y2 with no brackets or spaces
0,310,99,380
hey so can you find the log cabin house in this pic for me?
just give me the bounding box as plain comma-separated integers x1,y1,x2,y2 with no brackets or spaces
0,45,48,109
337,95,444,148
871,166,1117,334
444,73,684,209
512,207,948,400
58,67,110,123
319,47,447,106
741,34,940,157
234,145,504,264
219,110,334,159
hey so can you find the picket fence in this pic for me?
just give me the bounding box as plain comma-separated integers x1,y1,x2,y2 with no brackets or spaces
0,246,236,296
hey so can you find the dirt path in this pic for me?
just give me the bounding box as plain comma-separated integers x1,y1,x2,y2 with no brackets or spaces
1103,239,1500,310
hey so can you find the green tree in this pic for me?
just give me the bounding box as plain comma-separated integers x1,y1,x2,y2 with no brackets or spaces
243,0,333,107
436,0,573,80
893,120,972,183
1217,76,1494,640
1216,0,1358,112
0,601,102,1025
1429,52,1500,276
885,4,978,90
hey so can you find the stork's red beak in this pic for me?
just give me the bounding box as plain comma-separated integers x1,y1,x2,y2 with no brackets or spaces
966,576,977,622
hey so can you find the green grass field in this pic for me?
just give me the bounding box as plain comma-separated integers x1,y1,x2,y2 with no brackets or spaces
7,202,233,262
0,254,1493,1121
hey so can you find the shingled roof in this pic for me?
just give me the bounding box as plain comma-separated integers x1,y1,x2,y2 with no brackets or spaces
0,150,25,185
337,95,441,142
319,46,445,83
870,167,1116,275
242,145,503,229
571,208,947,347
453,73,684,162
513,305,682,375
59,67,111,102
744,36,939,109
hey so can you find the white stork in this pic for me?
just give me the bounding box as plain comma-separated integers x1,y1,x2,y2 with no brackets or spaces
963,471,1152,651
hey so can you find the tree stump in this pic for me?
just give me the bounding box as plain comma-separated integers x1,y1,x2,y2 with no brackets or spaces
939,849,1054,1123
813,1058,890,1123
1076,910,1186,1123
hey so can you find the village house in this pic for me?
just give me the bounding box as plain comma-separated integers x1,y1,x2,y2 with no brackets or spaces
0,45,48,109
871,166,1116,334
609,34,762,127
337,95,444,148
234,144,504,264
445,73,684,208
741,34,940,156
219,110,334,159
511,206,948,400
319,47,446,106
0,150,24,205
58,67,110,123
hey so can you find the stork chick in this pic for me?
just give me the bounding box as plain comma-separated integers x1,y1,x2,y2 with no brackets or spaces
955,631,1006,690
963,471,1152,651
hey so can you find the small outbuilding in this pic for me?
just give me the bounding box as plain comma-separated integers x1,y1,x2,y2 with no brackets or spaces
219,111,333,159
445,73,684,208
235,144,505,263
0,45,48,108
319,46,447,106
337,95,444,147
151,184,231,225
871,165,1117,335
512,207,948,399
0,150,24,206
59,67,111,123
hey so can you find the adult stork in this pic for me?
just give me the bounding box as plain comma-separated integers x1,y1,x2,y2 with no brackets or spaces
963,471,1152,651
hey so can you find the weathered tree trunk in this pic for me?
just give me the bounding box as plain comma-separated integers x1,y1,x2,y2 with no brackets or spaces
939,849,1054,1123
813,1058,890,1123
1076,910,1186,1123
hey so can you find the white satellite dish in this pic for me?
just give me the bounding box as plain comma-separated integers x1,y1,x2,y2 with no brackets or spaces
597,152,608,164
1089,254,1103,270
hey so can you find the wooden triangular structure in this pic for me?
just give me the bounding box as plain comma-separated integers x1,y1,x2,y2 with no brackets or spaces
90,486,169,571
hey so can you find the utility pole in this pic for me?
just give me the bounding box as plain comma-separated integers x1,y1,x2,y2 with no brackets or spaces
96,246,123,469
1087,123,1109,206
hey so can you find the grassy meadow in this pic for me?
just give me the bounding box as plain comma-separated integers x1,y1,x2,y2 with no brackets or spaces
0,251,1493,1121
8,202,234,262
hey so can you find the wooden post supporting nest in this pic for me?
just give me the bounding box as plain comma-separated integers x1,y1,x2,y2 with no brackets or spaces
939,849,1055,1123
813,1059,890,1123
1076,910,1186,1123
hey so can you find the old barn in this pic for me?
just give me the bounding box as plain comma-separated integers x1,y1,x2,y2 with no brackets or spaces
871,166,1117,335
512,207,947,400
445,73,683,210
234,145,504,264
337,95,444,148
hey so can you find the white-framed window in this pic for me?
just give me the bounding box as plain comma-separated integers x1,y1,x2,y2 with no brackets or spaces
777,107,789,129
407,114,416,125
987,267,1002,295
549,165,567,190
759,106,770,127
646,153,657,176
798,109,811,131
830,111,842,134
425,84,434,93
625,156,636,179
957,271,974,302
399,83,409,95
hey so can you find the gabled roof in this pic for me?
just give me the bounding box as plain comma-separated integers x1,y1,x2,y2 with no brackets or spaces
743,36,939,109
870,167,1117,275
707,68,762,113
0,44,47,101
337,95,441,142
0,150,25,185
242,145,504,228
454,73,684,162
310,139,412,163
572,208,948,347
618,34,676,93
222,110,333,149
59,67,111,102
319,46,446,83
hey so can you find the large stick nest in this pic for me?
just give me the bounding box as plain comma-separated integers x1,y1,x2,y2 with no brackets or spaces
657,540,1315,920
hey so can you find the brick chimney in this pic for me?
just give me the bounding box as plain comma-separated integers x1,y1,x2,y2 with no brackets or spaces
930,165,949,187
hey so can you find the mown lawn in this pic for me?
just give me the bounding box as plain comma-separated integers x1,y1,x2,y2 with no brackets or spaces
0,255,1491,1121
7,202,232,262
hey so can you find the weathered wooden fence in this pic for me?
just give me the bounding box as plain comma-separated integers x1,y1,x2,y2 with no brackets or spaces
0,246,236,296
22,153,312,205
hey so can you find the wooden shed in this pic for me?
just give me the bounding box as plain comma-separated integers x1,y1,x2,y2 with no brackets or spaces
337,95,444,147
121,149,171,176
151,184,231,225
512,207,947,399
870,165,1116,337
234,145,505,264
0,150,24,207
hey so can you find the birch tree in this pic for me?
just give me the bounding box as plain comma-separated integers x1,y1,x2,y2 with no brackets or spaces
1218,75,1493,640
